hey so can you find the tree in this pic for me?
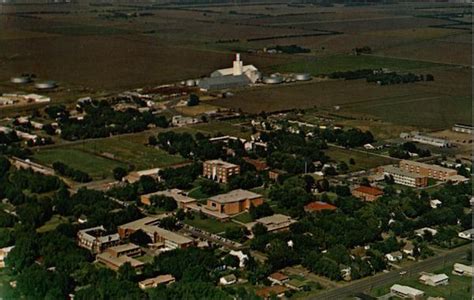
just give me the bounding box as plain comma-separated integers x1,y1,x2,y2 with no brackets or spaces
223,255,240,268
129,229,152,246
113,167,127,181
187,94,200,106
160,216,179,231
118,262,136,282
252,223,268,237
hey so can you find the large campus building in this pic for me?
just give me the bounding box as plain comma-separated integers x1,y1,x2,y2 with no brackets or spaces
380,165,428,188
96,243,144,271
118,216,194,250
77,226,120,254
399,160,458,181
207,189,263,215
203,159,240,183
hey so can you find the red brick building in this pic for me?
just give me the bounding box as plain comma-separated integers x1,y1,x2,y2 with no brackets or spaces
352,186,384,202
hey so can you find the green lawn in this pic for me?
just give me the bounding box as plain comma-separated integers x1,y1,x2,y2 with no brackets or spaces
69,137,186,170
232,212,253,224
371,262,472,299
32,148,125,180
0,269,19,299
187,186,210,200
37,215,69,233
184,214,240,234
274,54,443,76
324,146,396,172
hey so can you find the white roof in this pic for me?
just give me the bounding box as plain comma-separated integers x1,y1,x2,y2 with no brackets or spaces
209,189,261,204
391,284,424,296
212,65,258,77
420,273,448,283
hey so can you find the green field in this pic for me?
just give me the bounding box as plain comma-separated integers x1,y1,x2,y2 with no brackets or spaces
37,215,69,233
32,148,126,180
184,214,241,234
371,263,472,299
232,212,253,224
0,270,18,299
324,146,396,172
274,54,443,75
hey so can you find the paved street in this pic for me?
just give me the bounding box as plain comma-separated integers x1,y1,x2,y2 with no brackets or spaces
310,244,470,300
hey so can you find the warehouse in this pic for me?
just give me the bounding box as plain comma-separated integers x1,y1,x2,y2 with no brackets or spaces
199,75,250,91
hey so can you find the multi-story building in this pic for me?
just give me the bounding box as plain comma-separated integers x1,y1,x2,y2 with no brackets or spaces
96,244,144,271
399,160,458,181
351,186,384,202
118,216,194,250
203,159,240,183
380,165,428,188
206,189,263,216
249,214,296,233
77,226,120,254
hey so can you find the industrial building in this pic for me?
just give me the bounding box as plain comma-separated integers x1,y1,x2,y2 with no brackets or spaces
198,53,260,91
452,123,474,134
418,273,449,286
399,160,458,181
380,165,428,187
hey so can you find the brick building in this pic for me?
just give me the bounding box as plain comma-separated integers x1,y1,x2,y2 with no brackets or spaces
203,159,240,183
399,160,457,181
207,189,263,215
352,186,384,202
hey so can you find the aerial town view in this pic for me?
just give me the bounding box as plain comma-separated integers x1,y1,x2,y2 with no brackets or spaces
0,0,472,299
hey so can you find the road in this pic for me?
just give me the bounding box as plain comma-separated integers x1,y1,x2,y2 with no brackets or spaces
310,244,470,300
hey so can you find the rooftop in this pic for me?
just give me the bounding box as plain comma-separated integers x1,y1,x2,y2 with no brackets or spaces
400,160,456,174
269,272,289,281
256,285,288,298
143,189,196,204
107,243,140,253
139,274,175,287
391,284,424,296
352,186,384,196
304,201,337,212
204,159,239,168
142,225,193,245
382,165,426,178
209,189,261,204
97,252,144,269
119,216,166,231
257,214,294,226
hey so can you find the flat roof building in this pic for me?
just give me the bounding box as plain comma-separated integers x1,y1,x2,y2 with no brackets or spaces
203,159,240,183
77,226,120,254
249,214,296,233
399,160,457,181
118,216,194,250
380,165,428,188
452,123,473,134
390,284,424,300
453,263,473,277
419,273,449,286
96,251,144,272
140,189,197,209
207,189,263,216
138,274,175,289
199,75,250,91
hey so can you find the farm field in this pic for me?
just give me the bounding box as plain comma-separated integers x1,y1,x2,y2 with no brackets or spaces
324,146,397,172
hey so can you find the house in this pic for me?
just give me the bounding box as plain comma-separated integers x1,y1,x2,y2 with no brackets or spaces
390,284,424,300
304,201,337,213
458,228,474,240
453,263,473,277
268,169,287,181
268,272,289,285
399,160,457,181
118,216,194,250
77,226,120,254
138,274,175,289
419,273,449,286
430,199,442,209
0,246,14,268
206,189,263,216
415,227,438,237
203,159,240,183
402,242,415,256
229,250,248,268
380,165,428,188
255,285,289,299
249,214,296,233
385,251,403,262
140,189,197,209
351,186,384,202
219,274,237,285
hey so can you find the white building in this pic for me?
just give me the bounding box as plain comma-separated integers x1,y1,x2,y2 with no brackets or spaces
23,94,51,103
211,53,261,83
430,199,442,209
452,123,473,134
412,133,450,148
390,284,424,299
453,263,473,277
229,250,248,268
415,227,438,237
419,273,449,286
385,251,403,262
458,228,474,240
219,274,237,285
172,115,200,127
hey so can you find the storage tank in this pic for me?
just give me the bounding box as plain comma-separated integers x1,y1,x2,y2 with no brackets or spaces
185,79,196,87
294,73,311,81
35,81,57,90
262,75,283,84
10,76,32,84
